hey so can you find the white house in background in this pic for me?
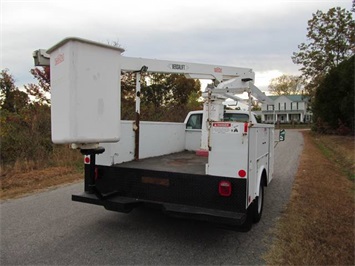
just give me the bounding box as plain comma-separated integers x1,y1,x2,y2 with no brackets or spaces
261,95,312,123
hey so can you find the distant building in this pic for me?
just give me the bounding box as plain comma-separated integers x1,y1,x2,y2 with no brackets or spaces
261,95,312,123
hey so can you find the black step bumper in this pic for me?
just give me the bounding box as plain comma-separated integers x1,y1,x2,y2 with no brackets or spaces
72,192,247,226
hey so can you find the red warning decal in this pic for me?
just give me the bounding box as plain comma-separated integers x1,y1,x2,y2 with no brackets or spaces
212,122,231,127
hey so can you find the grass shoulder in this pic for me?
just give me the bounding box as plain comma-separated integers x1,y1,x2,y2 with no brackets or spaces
0,166,83,200
0,147,83,200
263,131,354,265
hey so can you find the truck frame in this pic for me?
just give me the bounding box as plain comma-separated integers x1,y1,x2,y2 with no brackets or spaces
34,37,275,231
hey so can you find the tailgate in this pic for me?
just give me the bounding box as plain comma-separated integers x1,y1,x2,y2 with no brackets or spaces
73,165,247,225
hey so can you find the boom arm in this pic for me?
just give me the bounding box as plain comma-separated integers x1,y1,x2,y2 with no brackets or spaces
33,49,254,83
121,56,253,83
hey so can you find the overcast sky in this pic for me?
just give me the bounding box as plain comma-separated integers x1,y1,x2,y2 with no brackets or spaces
0,0,353,92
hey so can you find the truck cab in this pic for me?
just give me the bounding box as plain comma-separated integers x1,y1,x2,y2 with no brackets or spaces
184,110,260,152
185,110,259,130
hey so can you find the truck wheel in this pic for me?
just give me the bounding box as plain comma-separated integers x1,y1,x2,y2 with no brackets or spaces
252,181,264,223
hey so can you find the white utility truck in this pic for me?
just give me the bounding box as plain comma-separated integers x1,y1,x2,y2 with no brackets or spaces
33,37,274,231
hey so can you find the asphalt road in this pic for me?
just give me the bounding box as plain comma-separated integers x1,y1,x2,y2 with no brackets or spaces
1,130,304,265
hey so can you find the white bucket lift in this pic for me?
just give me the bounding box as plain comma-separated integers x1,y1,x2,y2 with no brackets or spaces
47,38,124,149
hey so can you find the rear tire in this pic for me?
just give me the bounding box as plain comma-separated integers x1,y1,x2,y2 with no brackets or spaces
252,181,264,223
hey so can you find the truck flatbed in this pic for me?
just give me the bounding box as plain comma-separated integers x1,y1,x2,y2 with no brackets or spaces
74,149,248,227
115,151,207,175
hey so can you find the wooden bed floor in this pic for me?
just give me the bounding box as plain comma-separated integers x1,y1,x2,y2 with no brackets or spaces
115,151,207,175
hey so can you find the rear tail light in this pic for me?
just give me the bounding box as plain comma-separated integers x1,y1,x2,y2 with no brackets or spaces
219,181,232,197
84,156,90,164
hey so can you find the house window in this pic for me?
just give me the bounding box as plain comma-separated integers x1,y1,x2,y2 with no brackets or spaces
267,105,274,111
279,103,286,110
291,102,298,110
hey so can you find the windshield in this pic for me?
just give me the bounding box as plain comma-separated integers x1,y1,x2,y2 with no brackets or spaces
186,112,252,130
223,113,249,122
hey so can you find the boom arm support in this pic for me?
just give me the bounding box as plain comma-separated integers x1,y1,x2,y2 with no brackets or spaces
121,57,253,83
212,77,273,104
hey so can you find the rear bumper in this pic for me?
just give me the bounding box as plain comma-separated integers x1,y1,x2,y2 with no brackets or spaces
72,192,247,226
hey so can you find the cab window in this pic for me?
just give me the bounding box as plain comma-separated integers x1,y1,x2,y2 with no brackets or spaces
223,113,249,122
186,114,202,129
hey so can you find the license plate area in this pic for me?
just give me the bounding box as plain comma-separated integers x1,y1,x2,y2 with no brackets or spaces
141,176,170,187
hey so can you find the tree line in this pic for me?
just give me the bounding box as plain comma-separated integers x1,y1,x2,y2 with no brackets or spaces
1,68,52,166
121,72,201,121
269,6,354,134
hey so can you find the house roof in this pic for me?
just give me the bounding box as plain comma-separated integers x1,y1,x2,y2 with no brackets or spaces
268,95,309,102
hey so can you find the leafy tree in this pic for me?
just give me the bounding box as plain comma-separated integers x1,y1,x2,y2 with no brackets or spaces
121,72,137,120
141,73,170,108
0,69,29,113
292,7,355,96
312,55,354,135
0,69,52,165
121,73,202,121
166,74,201,106
24,66,51,104
268,74,303,95
141,73,201,121
140,73,201,107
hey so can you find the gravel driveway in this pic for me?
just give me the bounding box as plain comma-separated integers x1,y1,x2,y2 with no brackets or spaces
0,129,304,265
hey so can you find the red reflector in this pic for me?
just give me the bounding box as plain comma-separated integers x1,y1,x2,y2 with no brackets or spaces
219,181,232,197
84,156,90,164
196,149,209,157
244,122,248,133
238,170,246,178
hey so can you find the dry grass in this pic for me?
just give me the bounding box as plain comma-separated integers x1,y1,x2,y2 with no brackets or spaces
0,146,83,200
0,166,82,200
264,131,354,265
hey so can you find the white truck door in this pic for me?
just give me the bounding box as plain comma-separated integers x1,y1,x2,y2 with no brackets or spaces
207,122,248,178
